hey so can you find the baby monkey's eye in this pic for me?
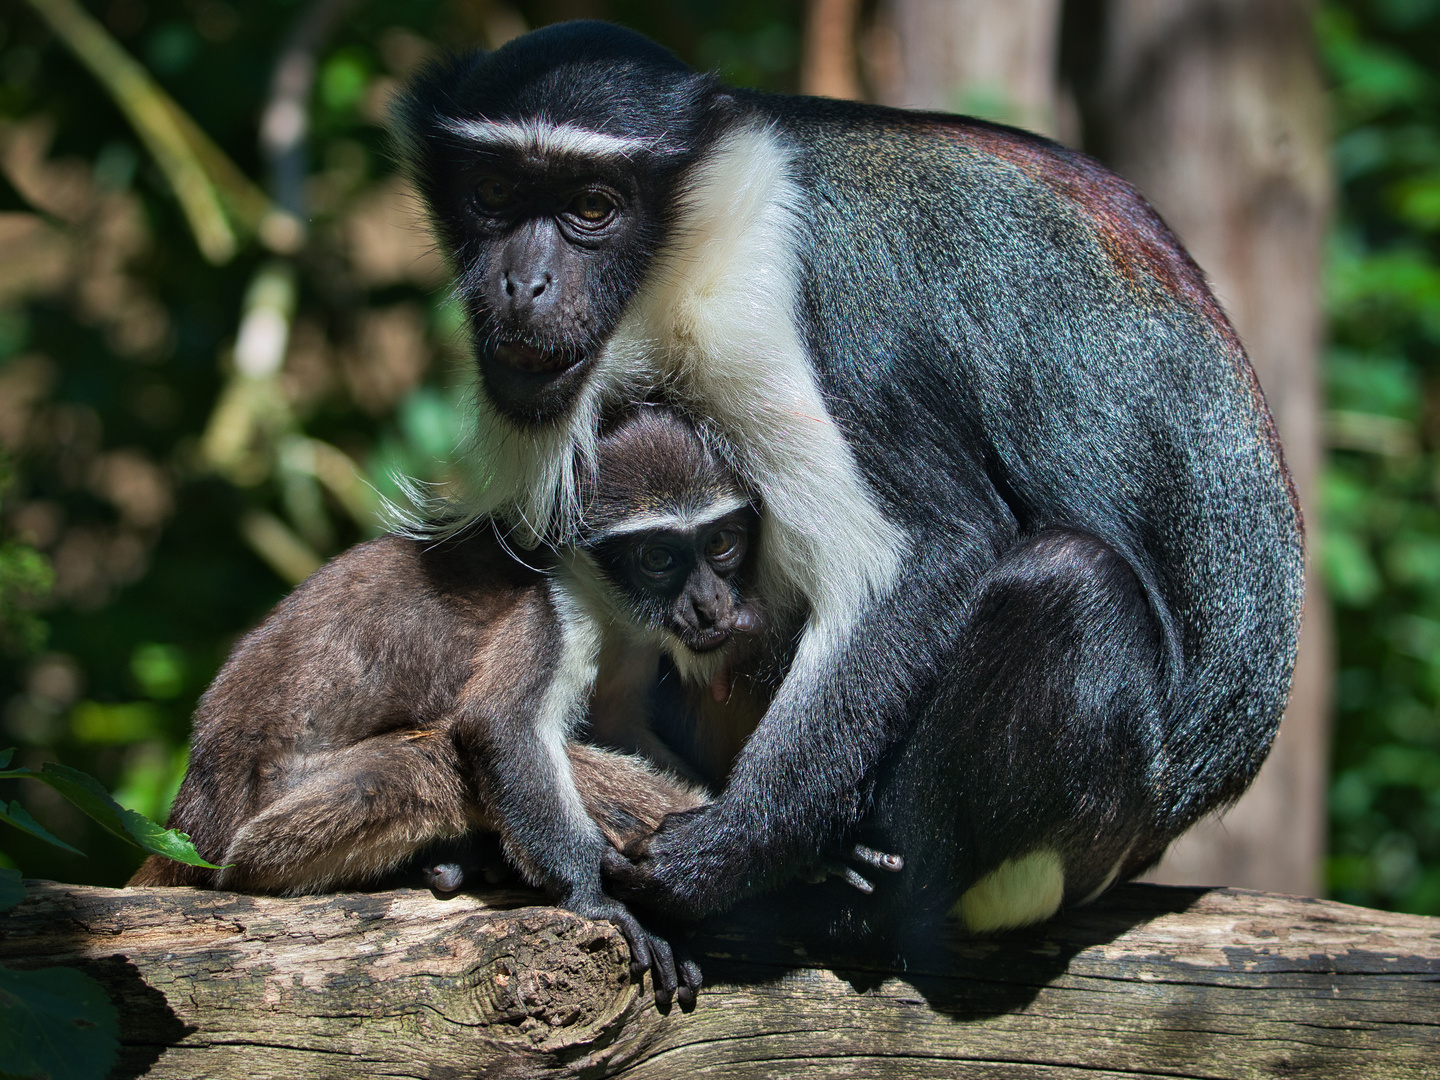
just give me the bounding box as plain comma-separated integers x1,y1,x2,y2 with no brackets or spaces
475,176,516,211
568,189,617,224
639,546,677,575
705,528,745,562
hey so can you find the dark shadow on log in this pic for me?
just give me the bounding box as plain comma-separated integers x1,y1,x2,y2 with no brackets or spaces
0,909,197,1077
86,956,196,1079
685,881,1208,1019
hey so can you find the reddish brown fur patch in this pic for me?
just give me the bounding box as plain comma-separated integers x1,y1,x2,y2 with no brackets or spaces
928,120,1230,331
919,116,1300,528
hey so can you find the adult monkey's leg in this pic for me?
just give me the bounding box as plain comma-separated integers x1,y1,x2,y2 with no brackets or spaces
608,530,1170,948
861,530,1168,950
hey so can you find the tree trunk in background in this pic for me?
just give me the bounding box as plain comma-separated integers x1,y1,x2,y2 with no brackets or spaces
865,0,1064,137
803,0,864,99
828,0,1332,895
1077,0,1332,897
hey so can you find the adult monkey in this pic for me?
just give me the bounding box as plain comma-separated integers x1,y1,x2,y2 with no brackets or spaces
397,22,1303,946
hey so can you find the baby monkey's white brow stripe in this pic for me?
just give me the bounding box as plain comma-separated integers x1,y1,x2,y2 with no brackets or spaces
445,119,652,159
600,496,752,537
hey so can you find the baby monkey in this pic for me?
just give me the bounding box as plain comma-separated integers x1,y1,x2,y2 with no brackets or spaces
130,408,893,1004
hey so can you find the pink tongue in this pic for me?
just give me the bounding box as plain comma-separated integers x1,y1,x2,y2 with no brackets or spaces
711,666,732,703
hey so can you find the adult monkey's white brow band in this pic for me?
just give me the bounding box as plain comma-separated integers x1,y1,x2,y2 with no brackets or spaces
445,119,653,159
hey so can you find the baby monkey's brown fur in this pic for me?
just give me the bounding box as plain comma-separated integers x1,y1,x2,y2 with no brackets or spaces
132,410,772,904
127,526,714,892
130,410,903,1006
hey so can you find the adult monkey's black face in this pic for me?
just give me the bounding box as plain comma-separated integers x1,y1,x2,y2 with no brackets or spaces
397,23,720,425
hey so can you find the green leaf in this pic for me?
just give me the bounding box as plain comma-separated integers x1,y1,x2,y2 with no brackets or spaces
1316,8,1430,121
1328,245,1440,319
0,867,24,912
1385,535,1440,587
0,964,119,1080
0,748,12,770
28,764,221,868
1401,866,1440,917
0,539,53,652
1393,174,1440,231
1325,346,1420,420
0,757,219,868
1364,743,1440,789
0,801,84,856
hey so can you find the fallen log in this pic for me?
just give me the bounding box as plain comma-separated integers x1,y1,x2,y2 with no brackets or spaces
0,880,1436,1079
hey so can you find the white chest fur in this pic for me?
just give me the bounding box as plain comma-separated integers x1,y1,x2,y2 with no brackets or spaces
464,123,908,669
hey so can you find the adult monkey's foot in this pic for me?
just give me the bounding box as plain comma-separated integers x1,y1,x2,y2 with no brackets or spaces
816,843,905,894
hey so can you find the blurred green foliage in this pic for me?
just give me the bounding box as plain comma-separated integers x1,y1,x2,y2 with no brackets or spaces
0,452,53,653
0,0,800,885
1319,0,1440,914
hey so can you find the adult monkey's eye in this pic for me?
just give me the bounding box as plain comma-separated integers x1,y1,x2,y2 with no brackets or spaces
475,176,516,211
568,189,616,224
639,546,677,575
705,528,744,562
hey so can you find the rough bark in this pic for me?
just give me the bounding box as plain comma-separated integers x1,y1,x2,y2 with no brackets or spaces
2,880,1437,1078
1076,0,1333,897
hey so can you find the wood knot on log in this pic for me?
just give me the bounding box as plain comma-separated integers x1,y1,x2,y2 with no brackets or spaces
469,912,637,1049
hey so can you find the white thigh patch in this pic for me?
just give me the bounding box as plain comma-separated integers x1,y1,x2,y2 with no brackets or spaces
953,849,1066,933
1079,841,1134,906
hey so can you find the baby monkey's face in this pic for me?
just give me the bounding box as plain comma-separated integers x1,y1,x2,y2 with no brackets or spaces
589,506,767,656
